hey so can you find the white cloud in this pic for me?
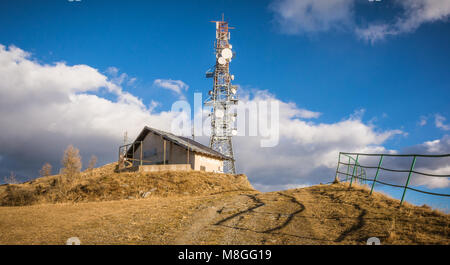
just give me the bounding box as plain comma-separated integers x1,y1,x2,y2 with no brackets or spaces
253,182,311,192
418,115,428,126
231,90,404,190
413,165,450,189
0,44,177,177
435,114,450,131
269,0,354,34
153,79,189,98
1,44,447,192
397,135,450,188
356,0,450,43
269,0,450,43
106,66,136,87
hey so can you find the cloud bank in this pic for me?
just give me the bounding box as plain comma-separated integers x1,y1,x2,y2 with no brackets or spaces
269,0,354,34
0,44,448,191
0,44,175,180
270,0,450,43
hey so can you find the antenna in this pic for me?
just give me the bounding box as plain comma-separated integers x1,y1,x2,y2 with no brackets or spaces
123,131,128,146
121,131,129,159
204,15,238,174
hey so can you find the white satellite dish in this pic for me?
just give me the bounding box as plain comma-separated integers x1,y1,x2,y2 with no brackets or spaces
218,57,226,65
231,87,237,94
231,116,236,122
221,48,232,59
232,129,238,136
229,44,232,49
231,74,235,80
215,109,224,118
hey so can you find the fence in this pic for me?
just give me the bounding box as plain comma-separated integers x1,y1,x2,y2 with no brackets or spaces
118,141,154,170
334,152,450,205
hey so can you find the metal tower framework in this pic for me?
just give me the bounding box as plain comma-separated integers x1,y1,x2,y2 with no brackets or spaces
204,16,238,174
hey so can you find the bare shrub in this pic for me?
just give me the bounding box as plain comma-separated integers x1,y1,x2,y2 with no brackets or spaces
2,185,36,206
61,145,82,180
58,145,82,197
87,155,97,171
3,171,19,184
39,163,52,177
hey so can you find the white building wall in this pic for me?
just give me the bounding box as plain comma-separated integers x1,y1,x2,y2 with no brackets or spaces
132,131,223,172
193,154,224,173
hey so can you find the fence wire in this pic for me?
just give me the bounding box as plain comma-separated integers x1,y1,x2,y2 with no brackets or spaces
334,152,450,205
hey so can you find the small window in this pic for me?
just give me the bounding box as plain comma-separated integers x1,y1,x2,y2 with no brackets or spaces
200,166,206,171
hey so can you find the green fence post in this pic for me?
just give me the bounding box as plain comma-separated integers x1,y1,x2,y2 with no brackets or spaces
400,156,417,206
334,153,341,183
370,155,384,195
349,154,359,187
345,156,350,182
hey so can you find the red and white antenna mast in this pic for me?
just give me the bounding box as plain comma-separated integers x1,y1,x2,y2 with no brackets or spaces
204,14,238,174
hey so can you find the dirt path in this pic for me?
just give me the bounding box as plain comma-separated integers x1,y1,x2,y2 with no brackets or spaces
172,188,331,244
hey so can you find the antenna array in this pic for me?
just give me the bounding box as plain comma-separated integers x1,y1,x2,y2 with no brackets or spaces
204,15,238,174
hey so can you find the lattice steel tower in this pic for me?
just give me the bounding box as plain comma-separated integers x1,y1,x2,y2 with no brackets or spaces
204,15,238,174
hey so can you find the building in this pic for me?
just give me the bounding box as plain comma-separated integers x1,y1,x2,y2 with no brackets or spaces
120,126,231,173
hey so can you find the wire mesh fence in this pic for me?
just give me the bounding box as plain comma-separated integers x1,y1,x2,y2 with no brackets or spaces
334,152,450,205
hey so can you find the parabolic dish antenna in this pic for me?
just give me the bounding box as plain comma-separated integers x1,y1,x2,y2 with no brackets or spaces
232,129,238,136
218,57,226,65
215,109,224,118
221,48,233,59
231,87,237,94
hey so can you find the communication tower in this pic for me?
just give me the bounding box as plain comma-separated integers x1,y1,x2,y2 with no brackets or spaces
204,15,238,174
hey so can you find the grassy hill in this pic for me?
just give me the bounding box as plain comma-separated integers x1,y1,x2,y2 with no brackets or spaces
0,163,254,206
0,163,448,245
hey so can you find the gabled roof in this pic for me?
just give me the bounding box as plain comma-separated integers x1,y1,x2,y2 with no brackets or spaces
127,126,232,160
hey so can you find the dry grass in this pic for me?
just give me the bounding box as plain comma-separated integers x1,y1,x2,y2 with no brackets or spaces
302,182,449,244
0,165,448,245
0,163,254,206
0,195,217,244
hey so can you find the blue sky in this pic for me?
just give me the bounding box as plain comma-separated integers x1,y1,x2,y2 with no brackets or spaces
2,0,448,148
0,0,449,210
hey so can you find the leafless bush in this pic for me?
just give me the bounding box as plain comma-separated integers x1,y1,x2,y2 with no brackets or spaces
3,172,18,184
87,155,97,171
39,163,52,177
61,145,82,180
59,145,82,197
2,185,36,206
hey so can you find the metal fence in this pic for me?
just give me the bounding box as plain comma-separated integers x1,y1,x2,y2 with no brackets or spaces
334,152,450,205
118,141,154,170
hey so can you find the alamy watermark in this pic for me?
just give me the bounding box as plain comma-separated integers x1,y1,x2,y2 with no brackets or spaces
66,237,81,245
366,237,381,245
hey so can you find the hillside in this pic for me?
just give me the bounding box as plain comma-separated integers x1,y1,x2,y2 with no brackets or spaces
0,164,448,245
0,163,254,206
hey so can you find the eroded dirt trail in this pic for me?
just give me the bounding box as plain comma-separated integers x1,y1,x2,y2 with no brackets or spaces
172,188,335,244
